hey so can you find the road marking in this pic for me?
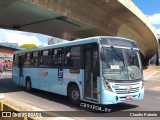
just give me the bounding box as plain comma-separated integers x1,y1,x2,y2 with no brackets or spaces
0,94,5,99
144,71,160,80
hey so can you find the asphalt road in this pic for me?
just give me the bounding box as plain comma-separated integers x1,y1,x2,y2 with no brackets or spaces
0,71,160,120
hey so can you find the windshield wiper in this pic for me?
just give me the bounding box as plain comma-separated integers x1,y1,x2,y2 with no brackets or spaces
129,48,133,63
110,46,124,61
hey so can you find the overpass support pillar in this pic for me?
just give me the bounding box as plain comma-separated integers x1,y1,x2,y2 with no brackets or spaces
156,51,160,66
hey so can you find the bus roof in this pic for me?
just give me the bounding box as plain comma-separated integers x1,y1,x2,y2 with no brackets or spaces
14,36,137,54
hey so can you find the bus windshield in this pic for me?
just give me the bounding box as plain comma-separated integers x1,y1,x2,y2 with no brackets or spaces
102,47,142,80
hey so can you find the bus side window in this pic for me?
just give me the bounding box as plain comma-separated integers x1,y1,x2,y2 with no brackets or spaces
64,46,80,68
51,49,56,66
70,46,80,68
24,53,31,67
32,51,39,67
40,50,50,67
64,47,72,67
52,48,64,66
13,54,19,66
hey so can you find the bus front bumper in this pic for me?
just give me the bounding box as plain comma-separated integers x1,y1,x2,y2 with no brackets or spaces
100,87,144,105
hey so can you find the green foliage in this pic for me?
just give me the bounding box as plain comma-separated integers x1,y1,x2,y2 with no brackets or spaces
153,66,160,70
19,44,37,49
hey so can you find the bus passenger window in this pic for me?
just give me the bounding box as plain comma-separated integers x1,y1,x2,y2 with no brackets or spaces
64,46,80,68
32,52,39,66
24,53,31,67
64,48,72,67
51,49,56,66
40,50,51,67
13,54,19,66
71,46,80,68
51,49,64,66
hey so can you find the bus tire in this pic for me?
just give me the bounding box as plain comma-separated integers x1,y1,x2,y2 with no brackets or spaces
69,85,80,105
25,78,32,92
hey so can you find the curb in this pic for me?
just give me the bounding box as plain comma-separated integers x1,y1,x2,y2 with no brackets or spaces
0,94,74,120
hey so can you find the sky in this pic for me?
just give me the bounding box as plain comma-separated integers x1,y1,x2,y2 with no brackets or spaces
0,29,49,46
0,0,160,46
132,0,160,34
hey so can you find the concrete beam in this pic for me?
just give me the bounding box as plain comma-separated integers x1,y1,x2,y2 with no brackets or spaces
0,0,158,60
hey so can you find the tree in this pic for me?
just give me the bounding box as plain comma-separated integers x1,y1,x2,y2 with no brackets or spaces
19,44,37,49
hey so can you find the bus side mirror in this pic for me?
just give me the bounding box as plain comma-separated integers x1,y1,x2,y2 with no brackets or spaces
100,52,105,61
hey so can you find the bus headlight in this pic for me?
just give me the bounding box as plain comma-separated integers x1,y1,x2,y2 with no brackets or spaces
103,79,113,92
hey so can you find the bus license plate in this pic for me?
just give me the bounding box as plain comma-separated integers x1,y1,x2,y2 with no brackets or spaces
125,96,133,100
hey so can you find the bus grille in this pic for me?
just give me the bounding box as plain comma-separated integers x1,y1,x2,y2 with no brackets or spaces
114,87,140,94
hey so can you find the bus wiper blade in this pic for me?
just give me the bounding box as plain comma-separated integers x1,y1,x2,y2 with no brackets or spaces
102,75,109,82
110,46,124,61
129,48,133,61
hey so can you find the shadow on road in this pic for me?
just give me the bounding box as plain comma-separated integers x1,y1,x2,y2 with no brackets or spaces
30,89,138,111
25,89,138,117
0,78,25,93
0,73,138,117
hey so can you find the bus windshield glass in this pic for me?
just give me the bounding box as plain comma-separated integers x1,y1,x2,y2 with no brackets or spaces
102,47,142,80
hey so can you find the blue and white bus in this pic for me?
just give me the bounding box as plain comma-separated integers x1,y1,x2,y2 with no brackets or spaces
12,36,144,105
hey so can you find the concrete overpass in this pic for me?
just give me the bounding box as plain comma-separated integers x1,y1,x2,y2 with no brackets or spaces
0,0,158,64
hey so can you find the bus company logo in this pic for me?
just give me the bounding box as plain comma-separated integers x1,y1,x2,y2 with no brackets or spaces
58,68,63,78
127,86,132,89
39,72,48,76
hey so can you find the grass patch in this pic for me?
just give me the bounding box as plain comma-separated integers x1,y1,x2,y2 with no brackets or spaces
153,66,160,69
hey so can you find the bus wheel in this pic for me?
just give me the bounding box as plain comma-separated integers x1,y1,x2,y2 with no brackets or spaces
26,78,32,92
69,85,80,105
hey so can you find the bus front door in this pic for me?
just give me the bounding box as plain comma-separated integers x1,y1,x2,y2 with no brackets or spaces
83,45,99,101
18,55,25,85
